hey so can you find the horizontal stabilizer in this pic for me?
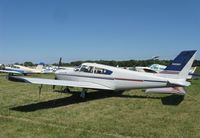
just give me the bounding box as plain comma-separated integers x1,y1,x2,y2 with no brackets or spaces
145,87,186,95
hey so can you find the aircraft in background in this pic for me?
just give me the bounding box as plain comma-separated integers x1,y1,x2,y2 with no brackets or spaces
8,50,197,98
135,64,197,79
42,57,75,73
135,64,167,73
0,64,44,75
42,65,74,73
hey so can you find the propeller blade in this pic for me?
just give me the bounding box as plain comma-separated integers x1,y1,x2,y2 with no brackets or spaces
58,57,62,68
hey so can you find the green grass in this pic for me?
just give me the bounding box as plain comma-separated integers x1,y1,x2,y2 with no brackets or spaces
0,73,200,138
195,66,200,75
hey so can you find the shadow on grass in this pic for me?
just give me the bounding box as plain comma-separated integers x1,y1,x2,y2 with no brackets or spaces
10,90,184,112
161,95,184,105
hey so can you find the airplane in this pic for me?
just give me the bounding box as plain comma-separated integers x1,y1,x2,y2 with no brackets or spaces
0,64,44,75
135,64,167,73
11,64,44,74
42,65,75,73
8,50,197,99
135,64,197,79
0,64,24,74
42,57,75,73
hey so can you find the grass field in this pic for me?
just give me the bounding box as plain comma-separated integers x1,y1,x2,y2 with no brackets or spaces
0,73,200,138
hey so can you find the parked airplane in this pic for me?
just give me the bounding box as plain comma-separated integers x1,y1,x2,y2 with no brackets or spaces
42,57,75,73
42,66,75,73
135,64,197,79
8,50,197,98
0,64,44,75
0,64,24,74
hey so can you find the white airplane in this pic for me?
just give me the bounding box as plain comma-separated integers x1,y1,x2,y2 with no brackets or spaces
42,57,75,73
42,65,75,73
8,50,197,98
13,64,44,74
0,64,24,74
0,64,44,75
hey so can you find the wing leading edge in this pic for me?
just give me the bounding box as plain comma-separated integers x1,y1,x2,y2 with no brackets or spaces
8,76,113,90
0,70,23,74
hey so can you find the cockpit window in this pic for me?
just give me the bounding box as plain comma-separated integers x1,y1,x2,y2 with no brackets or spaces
80,65,94,73
79,65,113,75
74,65,81,71
12,65,20,69
94,67,113,75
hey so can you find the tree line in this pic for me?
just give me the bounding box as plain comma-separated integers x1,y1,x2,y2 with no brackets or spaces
53,59,200,67
15,60,200,67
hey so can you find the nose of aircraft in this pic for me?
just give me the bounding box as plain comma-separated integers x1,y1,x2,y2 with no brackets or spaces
55,69,68,80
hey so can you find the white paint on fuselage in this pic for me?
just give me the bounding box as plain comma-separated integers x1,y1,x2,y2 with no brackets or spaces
55,63,171,90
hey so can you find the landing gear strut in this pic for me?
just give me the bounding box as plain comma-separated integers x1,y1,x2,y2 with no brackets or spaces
80,88,87,99
64,87,70,93
38,84,43,99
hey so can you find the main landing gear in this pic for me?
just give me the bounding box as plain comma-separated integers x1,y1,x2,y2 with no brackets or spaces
42,85,88,99
64,87,88,99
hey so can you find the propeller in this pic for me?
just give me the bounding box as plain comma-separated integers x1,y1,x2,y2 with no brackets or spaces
58,57,62,69
52,76,57,90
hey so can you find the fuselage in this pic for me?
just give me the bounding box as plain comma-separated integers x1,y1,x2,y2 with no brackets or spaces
55,63,174,90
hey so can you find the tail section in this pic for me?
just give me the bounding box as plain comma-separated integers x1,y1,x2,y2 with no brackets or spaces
160,50,197,79
36,64,44,71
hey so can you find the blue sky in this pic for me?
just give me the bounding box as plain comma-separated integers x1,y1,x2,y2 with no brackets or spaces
0,0,199,64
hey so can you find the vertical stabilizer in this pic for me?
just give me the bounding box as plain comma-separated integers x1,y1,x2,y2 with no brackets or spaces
161,50,197,79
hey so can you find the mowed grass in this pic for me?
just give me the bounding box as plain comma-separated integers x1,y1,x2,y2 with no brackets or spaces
0,73,200,138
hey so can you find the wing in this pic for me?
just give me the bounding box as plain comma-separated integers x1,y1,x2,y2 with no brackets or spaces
8,76,113,90
0,70,22,74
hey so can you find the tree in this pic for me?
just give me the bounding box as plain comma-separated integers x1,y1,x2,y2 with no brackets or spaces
24,61,34,66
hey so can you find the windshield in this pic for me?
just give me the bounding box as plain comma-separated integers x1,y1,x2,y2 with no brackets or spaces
74,65,81,71
80,65,94,73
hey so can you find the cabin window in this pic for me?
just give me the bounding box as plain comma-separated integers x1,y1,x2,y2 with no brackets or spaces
94,67,113,75
80,65,94,73
74,65,81,71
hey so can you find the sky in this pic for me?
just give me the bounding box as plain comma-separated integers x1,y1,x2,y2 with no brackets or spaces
0,0,200,64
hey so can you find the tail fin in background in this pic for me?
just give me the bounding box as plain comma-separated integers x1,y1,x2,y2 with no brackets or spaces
36,65,44,71
160,50,197,79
